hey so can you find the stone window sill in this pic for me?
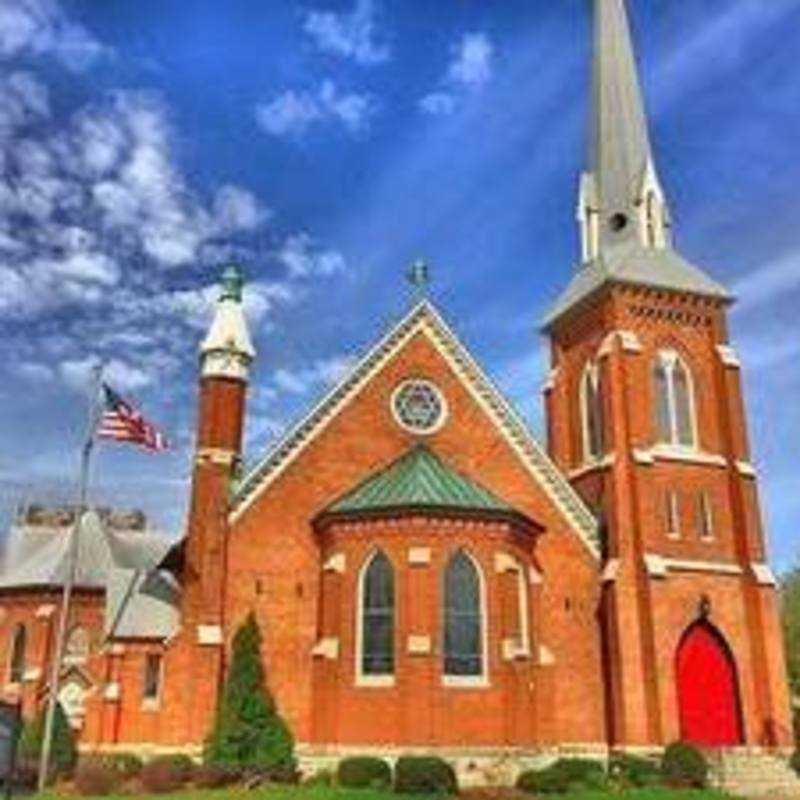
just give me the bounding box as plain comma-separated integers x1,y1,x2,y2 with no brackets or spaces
355,675,395,688
442,676,490,689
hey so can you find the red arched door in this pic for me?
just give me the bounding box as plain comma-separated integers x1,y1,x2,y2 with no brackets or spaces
676,621,743,747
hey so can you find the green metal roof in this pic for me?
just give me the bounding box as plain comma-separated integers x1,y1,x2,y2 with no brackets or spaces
322,445,520,520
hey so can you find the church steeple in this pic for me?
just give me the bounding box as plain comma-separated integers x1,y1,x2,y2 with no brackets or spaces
546,0,730,329
579,0,670,261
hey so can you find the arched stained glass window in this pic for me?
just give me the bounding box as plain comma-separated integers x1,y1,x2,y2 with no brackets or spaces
444,552,483,678
9,624,26,683
654,351,696,448
360,552,394,676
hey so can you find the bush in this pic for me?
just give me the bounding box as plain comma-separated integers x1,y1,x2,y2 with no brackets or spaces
661,742,708,788
193,763,240,788
608,753,661,788
139,755,192,793
74,759,121,796
16,702,77,781
205,613,295,771
108,752,144,778
338,756,392,789
395,756,457,795
516,759,606,794
790,749,800,776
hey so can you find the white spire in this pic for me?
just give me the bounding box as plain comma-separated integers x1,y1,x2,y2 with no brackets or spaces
578,0,670,262
200,265,256,381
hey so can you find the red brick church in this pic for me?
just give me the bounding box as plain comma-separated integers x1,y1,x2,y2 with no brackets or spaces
0,0,793,782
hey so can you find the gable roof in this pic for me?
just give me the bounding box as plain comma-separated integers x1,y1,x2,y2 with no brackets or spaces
322,444,518,518
233,300,600,558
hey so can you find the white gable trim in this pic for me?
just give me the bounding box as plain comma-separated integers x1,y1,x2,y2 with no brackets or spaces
231,301,600,558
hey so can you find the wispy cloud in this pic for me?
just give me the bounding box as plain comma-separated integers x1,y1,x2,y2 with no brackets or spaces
273,355,355,396
420,32,495,116
731,251,800,316
255,80,375,138
302,0,390,65
0,0,107,71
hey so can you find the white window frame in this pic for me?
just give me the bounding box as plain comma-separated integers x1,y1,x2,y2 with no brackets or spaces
665,490,681,539
141,652,164,710
355,550,395,688
654,350,698,450
442,550,489,689
698,492,715,541
580,361,604,463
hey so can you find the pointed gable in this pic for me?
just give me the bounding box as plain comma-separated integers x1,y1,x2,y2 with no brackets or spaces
232,301,599,557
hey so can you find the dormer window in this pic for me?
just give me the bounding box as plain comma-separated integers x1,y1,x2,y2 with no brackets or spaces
580,361,605,461
654,350,696,448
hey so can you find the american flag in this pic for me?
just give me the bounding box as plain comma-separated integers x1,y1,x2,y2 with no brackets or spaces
96,383,169,452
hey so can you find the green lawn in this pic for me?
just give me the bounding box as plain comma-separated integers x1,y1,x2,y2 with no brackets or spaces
39,786,737,800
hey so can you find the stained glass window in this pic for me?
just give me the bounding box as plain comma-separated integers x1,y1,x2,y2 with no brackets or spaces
361,552,394,676
444,552,483,677
392,380,446,434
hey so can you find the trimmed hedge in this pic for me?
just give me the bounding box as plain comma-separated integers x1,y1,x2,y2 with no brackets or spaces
337,756,392,789
517,758,606,794
608,754,661,788
395,756,457,795
661,742,708,788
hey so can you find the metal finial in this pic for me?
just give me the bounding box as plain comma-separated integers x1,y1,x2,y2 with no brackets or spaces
407,259,430,299
220,264,244,303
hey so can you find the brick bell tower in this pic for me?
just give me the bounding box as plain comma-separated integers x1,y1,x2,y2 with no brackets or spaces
178,264,255,739
542,0,791,750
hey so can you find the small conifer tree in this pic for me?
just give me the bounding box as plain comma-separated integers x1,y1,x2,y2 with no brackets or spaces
18,701,77,779
205,612,295,771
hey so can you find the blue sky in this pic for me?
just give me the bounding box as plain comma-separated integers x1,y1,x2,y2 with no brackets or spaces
0,0,799,568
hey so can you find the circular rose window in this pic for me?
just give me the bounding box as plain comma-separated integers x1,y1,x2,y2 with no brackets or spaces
391,379,447,435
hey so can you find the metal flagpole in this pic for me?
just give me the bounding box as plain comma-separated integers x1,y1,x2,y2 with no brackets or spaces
37,364,103,792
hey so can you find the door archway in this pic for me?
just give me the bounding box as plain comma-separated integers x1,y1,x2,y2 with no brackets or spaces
676,620,743,747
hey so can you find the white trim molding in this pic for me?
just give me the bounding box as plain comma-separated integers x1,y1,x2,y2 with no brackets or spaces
538,645,556,666
716,345,741,368
407,635,431,655
644,553,743,579
598,330,643,358
311,637,339,660
35,604,56,619
736,461,757,478
751,563,777,587
22,667,41,683
408,547,431,566
196,625,223,646
569,453,615,480
323,553,346,574
601,558,621,583
634,445,727,468
103,683,120,702
528,566,543,585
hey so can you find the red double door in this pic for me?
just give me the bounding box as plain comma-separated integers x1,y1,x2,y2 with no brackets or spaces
676,621,744,747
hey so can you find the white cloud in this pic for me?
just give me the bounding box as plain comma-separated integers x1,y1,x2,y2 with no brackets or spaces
303,0,390,65
0,0,106,71
731,252,800,315
273,355,355,396
278,232,346,278
419,32,495,116
255,80,374,138
213,185,270,232
60,356,152,393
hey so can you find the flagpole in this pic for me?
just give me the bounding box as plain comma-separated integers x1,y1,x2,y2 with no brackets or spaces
37,364,103,792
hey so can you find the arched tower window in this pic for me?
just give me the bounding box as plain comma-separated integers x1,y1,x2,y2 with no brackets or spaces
443,551,485,681
654,350,696,448
9,624,26,683
580,361,605,461
358,551,394,679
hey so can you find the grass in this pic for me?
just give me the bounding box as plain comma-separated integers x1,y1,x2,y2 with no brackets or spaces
38,786,737,800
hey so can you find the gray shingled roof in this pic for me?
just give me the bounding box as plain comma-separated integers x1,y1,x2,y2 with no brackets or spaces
542,244,732,328
105,568,179,639
0,510,170,590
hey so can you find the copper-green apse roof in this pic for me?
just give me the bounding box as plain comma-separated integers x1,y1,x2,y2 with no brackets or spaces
322,444,521,520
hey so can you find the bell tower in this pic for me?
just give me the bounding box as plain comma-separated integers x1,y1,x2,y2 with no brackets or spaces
543,0,791,749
